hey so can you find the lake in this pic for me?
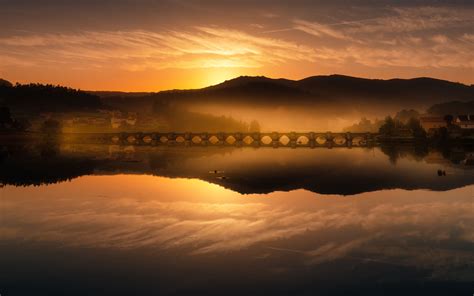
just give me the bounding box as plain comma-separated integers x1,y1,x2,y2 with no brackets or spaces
1,143,473,295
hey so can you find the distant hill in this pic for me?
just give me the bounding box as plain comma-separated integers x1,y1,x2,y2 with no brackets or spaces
0,79,13,87
2,75,473,131
295,75,473,103
0,82,104,113
427,100,474,116
98,75,474,114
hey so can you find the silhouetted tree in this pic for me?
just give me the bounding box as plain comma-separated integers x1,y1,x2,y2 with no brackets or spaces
379,116,397,136
395,109,420,124
249,120,261,132
0,83,102,113
380,144,400,165
406,118,426,139
343,117,383,133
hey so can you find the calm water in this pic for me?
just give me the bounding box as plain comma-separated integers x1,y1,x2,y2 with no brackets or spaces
1,143,473,295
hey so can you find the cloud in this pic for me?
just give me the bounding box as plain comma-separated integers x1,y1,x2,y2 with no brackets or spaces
0,5,472,81
431,34,449,44
0,28,317,71
346,7,474,35
462,33,474,43
293,20,349,40
290,6,474,70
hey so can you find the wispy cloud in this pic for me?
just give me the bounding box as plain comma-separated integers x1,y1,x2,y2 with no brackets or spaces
293,19,349,40
0,27,317,71
291,6,474,70
294,6,474,39
0,5,472,84
345,7,474,35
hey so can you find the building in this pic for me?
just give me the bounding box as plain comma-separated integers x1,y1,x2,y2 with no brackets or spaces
454,115,474,129
419,116,447,132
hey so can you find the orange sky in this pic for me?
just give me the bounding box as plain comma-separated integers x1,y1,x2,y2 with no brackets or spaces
0,1,473,91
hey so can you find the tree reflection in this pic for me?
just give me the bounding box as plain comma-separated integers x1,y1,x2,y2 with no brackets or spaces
0,143,472,194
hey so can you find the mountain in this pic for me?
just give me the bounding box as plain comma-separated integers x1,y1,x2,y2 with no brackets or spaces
99,75,474,114
2,75,472,130
0,78,13,87
427,100,474,116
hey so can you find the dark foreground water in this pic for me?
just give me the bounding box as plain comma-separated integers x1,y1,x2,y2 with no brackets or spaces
0,143,473,295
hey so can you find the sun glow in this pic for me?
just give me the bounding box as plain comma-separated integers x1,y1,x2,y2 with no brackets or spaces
199,67,242,87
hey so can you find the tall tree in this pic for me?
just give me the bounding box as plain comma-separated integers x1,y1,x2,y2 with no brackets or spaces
379,116,396,136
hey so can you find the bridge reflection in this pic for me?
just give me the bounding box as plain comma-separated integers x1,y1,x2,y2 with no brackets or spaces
99,132,378,148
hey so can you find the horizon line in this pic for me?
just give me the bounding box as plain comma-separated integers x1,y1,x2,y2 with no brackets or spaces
2,73,472,93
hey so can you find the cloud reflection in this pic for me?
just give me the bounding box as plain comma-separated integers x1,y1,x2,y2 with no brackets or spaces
1,175,473,281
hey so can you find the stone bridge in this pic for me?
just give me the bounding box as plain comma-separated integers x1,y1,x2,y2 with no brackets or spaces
96,132,378,148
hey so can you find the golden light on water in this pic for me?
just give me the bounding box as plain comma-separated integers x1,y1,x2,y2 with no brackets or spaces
2,174,473,255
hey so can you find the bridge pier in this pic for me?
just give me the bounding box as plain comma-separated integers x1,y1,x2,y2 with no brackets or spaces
250,133,260,147
289,132,297,148
184,132,192,141
216,132,225,145
326,132,333,142
200,133,208,146
252,132,260,142
165,133,175,146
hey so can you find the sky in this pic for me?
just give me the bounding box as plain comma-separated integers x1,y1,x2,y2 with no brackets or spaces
0,0,473,91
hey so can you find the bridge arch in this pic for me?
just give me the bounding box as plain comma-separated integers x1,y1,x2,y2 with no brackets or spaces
142,135,152,144
261,135,272,145
159,136,168,143
243,135,254,145
315,136,327,145
192,135,202,144
175,136,185,143
226,135,236,144
333,135,346,145
111,136,120,143
296,135,309,145
127,135,136,143
279,135,290,145
208,135,219,145
352,136,365,146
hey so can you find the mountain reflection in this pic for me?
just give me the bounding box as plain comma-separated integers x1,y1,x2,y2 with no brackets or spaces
2,175,473,280
1,143,473,195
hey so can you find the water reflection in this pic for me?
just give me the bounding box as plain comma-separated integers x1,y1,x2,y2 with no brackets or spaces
0,143,473,195
1,175,473,295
